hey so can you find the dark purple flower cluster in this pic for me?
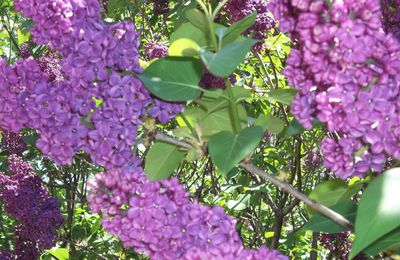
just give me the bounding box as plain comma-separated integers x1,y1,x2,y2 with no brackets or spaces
304,148,323,172
269,0,400,178
151,0,169,16
0,155,63,257
319,232,351,259
88,160,288,260
0,130,26,155
144,41,168,60
381,0,400,38
225,0,275,50
199,69,237,89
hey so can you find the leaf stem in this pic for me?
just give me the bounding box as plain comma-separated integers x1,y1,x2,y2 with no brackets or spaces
225,79,242,133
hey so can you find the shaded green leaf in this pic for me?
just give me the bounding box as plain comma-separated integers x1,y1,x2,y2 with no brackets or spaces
200,37,257,77
267,88,298,105
303,201,357,233
209,126,264,175
139,57,203,102
145,142,186,180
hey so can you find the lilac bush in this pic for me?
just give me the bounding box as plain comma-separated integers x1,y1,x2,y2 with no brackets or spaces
0,0,289,258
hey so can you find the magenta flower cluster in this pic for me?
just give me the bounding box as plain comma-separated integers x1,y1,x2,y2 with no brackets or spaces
269,0,400,178
0,155,64,258
225,0,275,50
0,131,26,155
144,41,168,60
88,161,288,260
0,0,289,259
319,232,351,259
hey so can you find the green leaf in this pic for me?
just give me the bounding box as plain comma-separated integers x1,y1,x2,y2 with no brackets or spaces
17,28,30,45
200,37,257,77
170,23,208,48
169,38,200,57
364,226,400,256
303,201,357,233
139,57,203,102
222,13,256,46
209,126,264,175
145,142,186,180
47,248,69,260
22,133,39,146
255,114,285,134
267,88,298,105
227,194,250,211
185,9,209,33
107,0,132,18
350,168,400,258
285,119,304,137
308,179,362,210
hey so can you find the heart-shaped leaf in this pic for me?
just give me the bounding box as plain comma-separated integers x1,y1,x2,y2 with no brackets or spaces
255,114,285,134
209,126,264,175
308,179,363,212
145,142,186,180
267,88,298,105
185,9,209,33
200,37,257,77
139,57,203,102
170,22,208,48
349,168,400,258
303,201,357,233
222,13,256,46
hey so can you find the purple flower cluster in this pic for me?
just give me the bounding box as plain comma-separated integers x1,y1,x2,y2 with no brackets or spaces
225,0,275,50
144,41,168,60
88,160,288,260
0,130,26,155
319,232,351,259
0,0,182,167
270,0,400,178
0,155,63,257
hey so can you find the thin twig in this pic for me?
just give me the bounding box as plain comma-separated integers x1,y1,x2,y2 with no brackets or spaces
240,162,354,231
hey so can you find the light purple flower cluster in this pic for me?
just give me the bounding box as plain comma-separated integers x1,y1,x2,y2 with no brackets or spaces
0,130,26,155
269,0,400,178
0,155,64,257
319,232,351,259
144,41,168,60
225,0,275,50
88,161,288,260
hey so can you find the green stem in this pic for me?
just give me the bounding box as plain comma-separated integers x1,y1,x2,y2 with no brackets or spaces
226,79,241,133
